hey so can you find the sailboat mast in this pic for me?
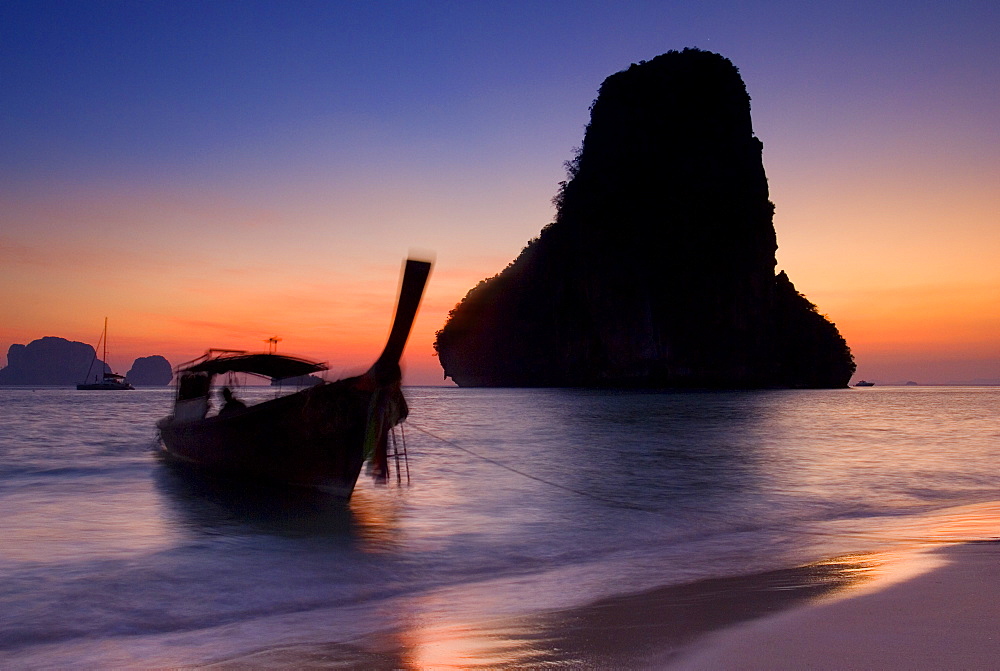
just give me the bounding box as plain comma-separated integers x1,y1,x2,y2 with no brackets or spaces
103,317,108,376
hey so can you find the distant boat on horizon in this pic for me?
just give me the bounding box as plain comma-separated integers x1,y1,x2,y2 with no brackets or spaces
854,380,875,387
77,318,134,390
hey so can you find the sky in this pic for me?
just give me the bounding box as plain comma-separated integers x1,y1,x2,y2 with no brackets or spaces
2,0,997,385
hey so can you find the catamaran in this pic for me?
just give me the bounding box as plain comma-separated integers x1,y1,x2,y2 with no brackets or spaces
77,318,134,390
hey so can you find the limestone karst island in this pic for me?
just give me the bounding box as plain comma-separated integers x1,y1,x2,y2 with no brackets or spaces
435,49,855,388
0,337,172,386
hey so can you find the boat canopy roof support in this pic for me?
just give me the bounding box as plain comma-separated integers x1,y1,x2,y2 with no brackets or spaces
180,352,327,380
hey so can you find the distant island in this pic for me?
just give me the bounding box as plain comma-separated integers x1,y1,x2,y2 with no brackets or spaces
0,337,172,386
126,355,173,386
435,48,855,388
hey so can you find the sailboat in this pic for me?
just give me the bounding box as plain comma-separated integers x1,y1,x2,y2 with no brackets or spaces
156,258,431,496
77,318,135,390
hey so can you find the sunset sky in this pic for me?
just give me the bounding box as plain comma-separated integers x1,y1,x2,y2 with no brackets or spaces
2,0,997,385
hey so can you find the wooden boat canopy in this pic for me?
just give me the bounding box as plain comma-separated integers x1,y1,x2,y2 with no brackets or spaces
179,351,328,380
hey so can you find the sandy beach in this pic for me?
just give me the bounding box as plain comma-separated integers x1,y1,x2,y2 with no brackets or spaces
209,543,997,669
192,500,1000,669
665,541,1000,670
191,497,1000,670
398,544,1000,669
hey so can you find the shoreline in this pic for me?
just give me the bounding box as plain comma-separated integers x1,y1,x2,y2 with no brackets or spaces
205,545,950,669
200,501,1000,668
19,540,993,669
205,555,876,669
667,541,1000,669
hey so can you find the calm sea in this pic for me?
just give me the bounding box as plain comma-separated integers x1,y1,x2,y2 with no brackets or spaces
1,385,998,667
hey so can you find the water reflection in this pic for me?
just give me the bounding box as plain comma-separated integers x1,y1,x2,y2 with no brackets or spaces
511,551,910,669
204,640,407,670
346,551,891,669
553,389,775,507
401,389,790,550
152,459,405,550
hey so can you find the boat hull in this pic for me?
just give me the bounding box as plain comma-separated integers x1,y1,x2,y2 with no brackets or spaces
157,378,400,496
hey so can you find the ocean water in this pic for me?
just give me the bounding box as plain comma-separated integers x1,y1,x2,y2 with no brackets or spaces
1,385,998,667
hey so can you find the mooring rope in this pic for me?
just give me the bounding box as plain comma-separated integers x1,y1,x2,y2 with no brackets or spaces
409,421,678,513
405,420,1000,545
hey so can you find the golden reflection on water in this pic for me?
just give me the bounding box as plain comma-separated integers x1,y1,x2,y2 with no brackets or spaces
393,621,531,670
808,549,945,602
808,500,1000,597
368,549,909,669
886,501,1000,543
348,486,407,553
787,500,1000,608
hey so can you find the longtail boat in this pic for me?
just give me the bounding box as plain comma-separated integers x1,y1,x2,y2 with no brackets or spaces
156,258,431,497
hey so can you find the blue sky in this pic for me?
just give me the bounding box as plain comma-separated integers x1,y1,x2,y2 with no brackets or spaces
7,1,993,182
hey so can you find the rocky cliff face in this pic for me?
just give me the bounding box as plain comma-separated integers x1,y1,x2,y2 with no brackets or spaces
0,337,103,385
434,48,855,388
0,337,173,386
126,355,173,386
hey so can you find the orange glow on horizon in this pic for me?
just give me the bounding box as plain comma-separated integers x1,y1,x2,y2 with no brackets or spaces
2,149,997,387
0,235,502,385
2,246,997,386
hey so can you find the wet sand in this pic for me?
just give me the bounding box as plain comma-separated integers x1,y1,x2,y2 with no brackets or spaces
208,526,1000,668
666,541,1000,670
206,551,902,668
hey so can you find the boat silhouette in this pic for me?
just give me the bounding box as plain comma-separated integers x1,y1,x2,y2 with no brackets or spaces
77,318,134,390
156,258,431,497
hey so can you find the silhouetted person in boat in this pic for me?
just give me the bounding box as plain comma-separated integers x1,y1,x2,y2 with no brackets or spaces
219,386,246,416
